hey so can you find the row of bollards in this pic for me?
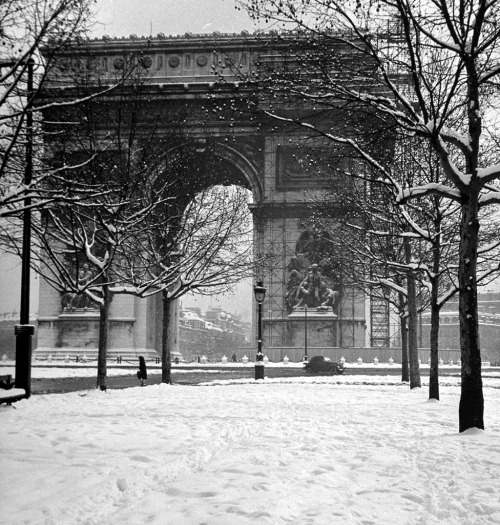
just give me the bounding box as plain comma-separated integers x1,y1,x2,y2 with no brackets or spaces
3,353,477,367
4,352,486,370
355,356,467,366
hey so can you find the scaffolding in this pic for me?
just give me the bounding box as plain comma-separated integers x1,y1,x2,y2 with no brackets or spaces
370,296,391,347
262,204,291,348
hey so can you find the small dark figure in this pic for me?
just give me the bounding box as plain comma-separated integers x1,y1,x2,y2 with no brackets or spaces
137,356,147,386
197,356,201,363
232,353,237,363
174,356,179,364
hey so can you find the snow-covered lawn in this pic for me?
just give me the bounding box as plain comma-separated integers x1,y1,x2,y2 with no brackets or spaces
2,377,500,525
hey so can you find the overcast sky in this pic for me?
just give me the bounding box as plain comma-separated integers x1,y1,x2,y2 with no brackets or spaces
92,0,262,38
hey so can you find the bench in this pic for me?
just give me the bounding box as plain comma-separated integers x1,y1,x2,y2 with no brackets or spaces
0,374,27,405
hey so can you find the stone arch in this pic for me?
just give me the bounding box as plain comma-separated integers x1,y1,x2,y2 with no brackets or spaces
35,33,371,359
163,140,262,204
212,142,263,203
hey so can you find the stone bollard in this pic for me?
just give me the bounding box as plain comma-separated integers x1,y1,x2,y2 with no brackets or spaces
439,358,444,366
48,354,53,363
263,355,269,365
283,355,289,366
388,357,394,366
2,354,7,362
64,355,70,363
82,354,88,363
241,355,249,364
201,355,207,364
373,357,379,365
340,356,346,365
357,357,363,365
221,355,228,364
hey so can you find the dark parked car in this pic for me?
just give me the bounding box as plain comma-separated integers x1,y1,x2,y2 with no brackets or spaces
304,356,345,374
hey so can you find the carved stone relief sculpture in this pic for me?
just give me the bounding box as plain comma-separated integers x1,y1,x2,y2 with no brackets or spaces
61,263,97,312
285,232,340,314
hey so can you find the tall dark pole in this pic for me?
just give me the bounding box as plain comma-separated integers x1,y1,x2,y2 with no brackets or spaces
254,281,266,381
14,59,35,397
304,304,308,362
257,300,263,355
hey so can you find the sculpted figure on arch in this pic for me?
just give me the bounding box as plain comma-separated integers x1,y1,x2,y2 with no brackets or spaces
286,258,340,313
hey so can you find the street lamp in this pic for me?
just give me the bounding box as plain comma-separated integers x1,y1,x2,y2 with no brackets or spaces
1,59,35,397
254,281,266,380
304,304,308,363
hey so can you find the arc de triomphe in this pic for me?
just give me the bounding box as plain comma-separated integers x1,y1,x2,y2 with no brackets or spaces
35,34,371,361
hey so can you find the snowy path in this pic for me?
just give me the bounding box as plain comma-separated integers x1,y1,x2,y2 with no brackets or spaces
2,381,500,524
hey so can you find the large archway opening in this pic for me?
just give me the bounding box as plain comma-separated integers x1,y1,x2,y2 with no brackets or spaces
179,183,254,361
164,142,258,362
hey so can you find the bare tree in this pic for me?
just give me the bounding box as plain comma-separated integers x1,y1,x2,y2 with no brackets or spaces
0,0,135,218
127,184,253,384
2,68,254,389
239,0,500,432
0,0,139,395
309,167,424,386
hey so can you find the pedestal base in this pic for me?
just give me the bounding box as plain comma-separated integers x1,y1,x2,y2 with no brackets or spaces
288,307,337,320
288,307,338,347
35,311,158,361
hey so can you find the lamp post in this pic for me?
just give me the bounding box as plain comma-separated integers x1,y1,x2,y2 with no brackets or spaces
1,59,35,397
254,281,266,380
304,304,308,363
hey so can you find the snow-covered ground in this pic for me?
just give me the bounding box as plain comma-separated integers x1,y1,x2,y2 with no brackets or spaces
2,374,500,525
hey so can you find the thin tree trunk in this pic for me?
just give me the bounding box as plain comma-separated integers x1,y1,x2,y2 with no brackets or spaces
429,295,440,400
96,284,111,390
400,312,409,383
458,199,484,431
398,289,409,382
429,228,441,400
161,290,173,384
404,238,421,389
407,279,421,389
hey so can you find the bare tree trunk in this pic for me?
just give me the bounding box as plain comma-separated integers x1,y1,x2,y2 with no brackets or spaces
398,289,409,382
96,284,111,390
404,238,421,389
458,200,484,431
429,297,440,400
400,312,409,383
407,280,421,389
429,228,441,400
161,290,173,384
